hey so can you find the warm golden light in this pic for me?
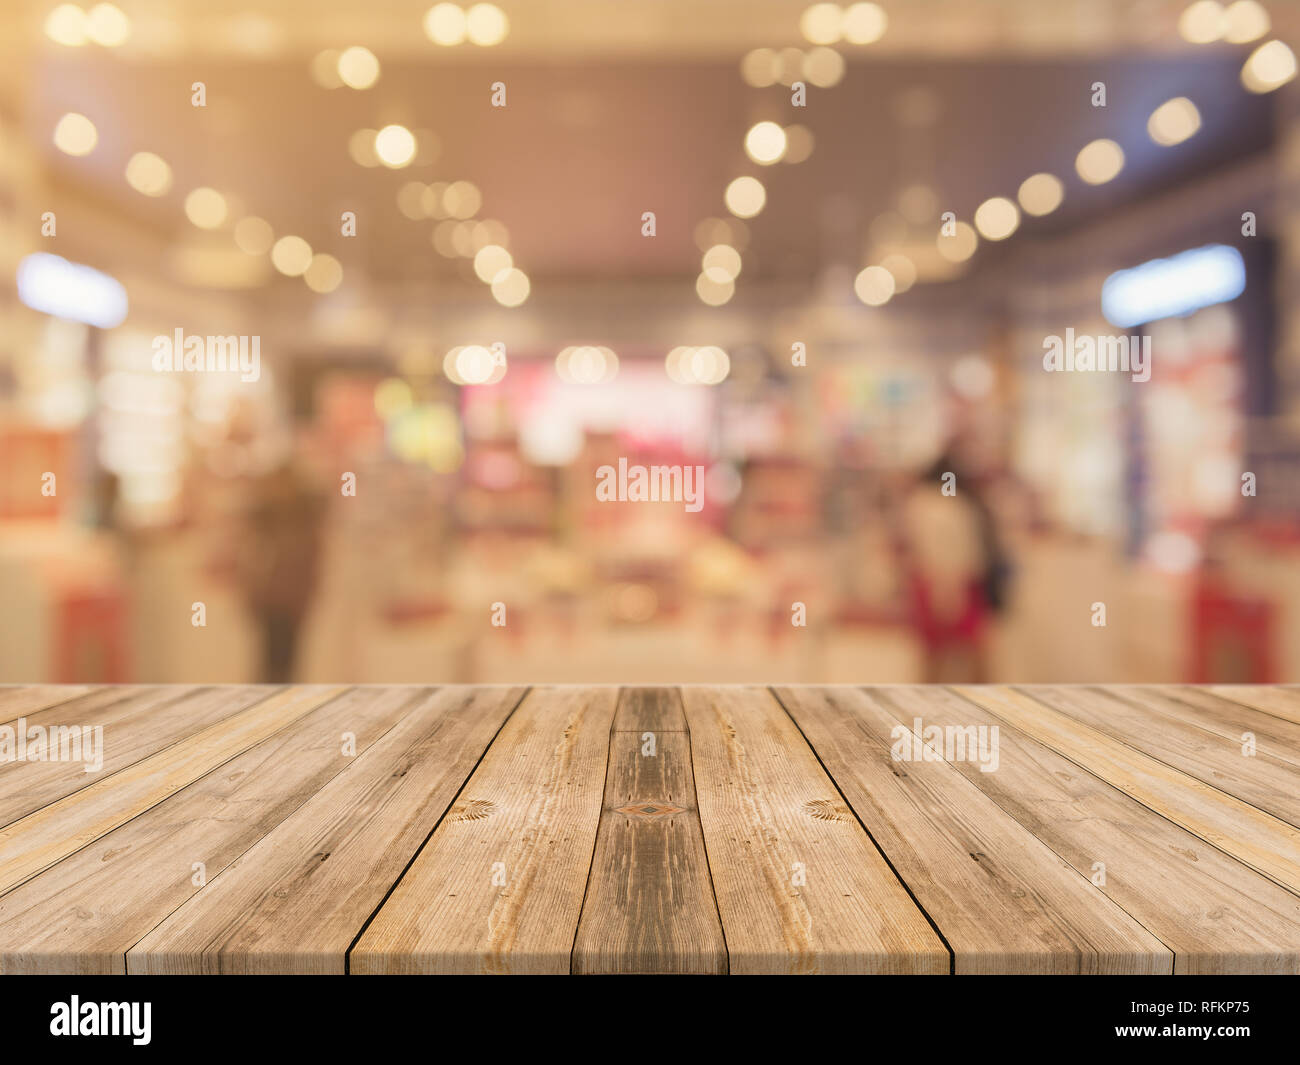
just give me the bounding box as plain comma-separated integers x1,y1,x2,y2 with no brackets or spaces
1017,172,1064,216
271,236,313,276
425,4,468,45
125,152,172,197
783,124,815,164
184,187,228,229
374,125,417,168
724,176,766,219
45,5,88,46
974,196,1020,241
745,121,788,165
1223,1,1270,43
557,345,618,385
53,112,97,156
842,3,888,45
442,180,482,218
466,4,509,46
741,48,777,88
348,129,380,167
880,253,917,293
696,273,735,306
491,268,530,306
1148,97,1201,146
937,221,978,263
800,3,843,45
1179,1,1226,44
668,346,731,385
86,3,130,47
455,346,496,385
311,50,343,89
234,216,274,255
898,183,938,223
337,46,380,89
802,47,846,88
1075,138,1125,184
702,244,742,283
304,253,343,294
397,182,428,220
854,265,895,306
1242,40,1297,93
473,244,513,283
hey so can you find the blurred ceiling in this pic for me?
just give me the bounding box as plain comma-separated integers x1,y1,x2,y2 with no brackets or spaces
1,1,1290,299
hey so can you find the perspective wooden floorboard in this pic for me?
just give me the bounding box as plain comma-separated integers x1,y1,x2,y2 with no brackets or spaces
1,684,1297,974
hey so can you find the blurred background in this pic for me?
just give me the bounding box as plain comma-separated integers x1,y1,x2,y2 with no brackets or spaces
1,0,1299,685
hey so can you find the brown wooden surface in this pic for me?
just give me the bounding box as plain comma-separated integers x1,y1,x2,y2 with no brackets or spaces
571,688,727,974
1,684,1299,974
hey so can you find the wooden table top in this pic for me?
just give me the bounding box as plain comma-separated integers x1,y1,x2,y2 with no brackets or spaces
0,684,1298,974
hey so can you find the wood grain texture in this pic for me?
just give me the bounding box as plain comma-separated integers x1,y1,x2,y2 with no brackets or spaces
870,687,1300,973
0,686,417,974
4,684,1300,975
1208,686,1300,726
1111,686,1300,771
350,686,618,974
954,686,1300,896
681,686,948,974
571,688,727,974
1033,685,1300,826
0,686,345,895
0,685,95,726
128,687,526,974
775,686,1171,973
0,685,269,828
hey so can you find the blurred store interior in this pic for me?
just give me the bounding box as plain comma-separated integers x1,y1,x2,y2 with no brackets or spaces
1,0,1299,684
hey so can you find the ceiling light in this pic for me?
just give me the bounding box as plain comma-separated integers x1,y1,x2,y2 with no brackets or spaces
1075,138,1125,184
125,152,172,197
973,196,1020,240
424,4,468,45
53,112,97,156
337,46,380,89
184,187,228,229
374,125,416,168
744,121,788,165
1017,172,1064,216
466,4,509,46
271,236,313,276
1242,40,1297,93
1147,97,1201,146
724,176,766,219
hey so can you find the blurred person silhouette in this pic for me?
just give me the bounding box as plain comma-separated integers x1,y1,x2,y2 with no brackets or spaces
895,449,1012,682
234,458,326,684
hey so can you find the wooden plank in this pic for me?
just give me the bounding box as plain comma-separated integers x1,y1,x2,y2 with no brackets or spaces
0,686,424,974
954,686,1300,896
0,685,95,725
571,688,727,974
350,686,618,974
775,686,1170,973
128,687,527,974
0,686,270,828
1208,686,1300,727
871,686,1300,973
1028,686,1300,828
0,685,346,895
681,686,948,974
1111,686,1300,772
